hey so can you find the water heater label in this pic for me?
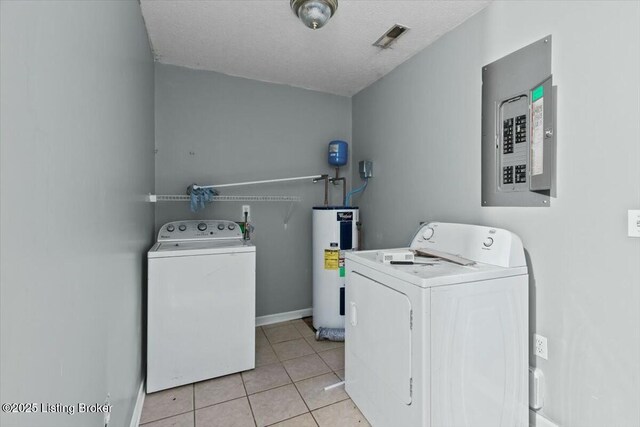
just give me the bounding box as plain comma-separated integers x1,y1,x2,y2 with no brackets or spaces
324,249,339,270
337,212,353,221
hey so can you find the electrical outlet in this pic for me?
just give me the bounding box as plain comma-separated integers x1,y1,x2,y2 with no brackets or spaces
534,334,548,360
242,205,250,221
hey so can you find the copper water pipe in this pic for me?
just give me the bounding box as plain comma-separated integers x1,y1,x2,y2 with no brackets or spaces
313,174,330,206
330,167,346,206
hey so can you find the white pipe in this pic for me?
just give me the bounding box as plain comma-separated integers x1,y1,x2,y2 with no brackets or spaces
193,175,323,190
323,381,345,391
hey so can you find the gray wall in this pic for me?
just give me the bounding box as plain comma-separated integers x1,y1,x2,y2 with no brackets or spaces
154,64,352,317
0,2,155,427
352,1,640,426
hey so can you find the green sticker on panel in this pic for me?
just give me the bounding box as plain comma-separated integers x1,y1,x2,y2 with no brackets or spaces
532,85,544,102
339,267,345,277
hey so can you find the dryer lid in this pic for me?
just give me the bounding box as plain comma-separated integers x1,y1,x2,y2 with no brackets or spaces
345,250,526,289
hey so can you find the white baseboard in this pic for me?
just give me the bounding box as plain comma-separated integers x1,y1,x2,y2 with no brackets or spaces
129,380,145,427
256,308,312,327
530,409,559,427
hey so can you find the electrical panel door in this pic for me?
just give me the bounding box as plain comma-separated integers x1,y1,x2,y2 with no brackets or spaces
482,35,557,207
529,76,555,191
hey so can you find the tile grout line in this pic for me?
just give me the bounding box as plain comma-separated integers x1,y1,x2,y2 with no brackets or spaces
190,375,257,413
250,383,308,427
309,397,362,426
285,331,348,423
140,369,343,426
254,355,336,394
305,324,324,427
245,368,339,397
266,335,306,346
143,322,327,427
139,408,194,426
309,410,320,426
265,412,317,427
282,352,333,382
263,323,310,346
282,354,314,425
254,322,346,425
303,322,347,425
292,372,351,411
241,355,259,427
197,396,254,424
193,394,247,411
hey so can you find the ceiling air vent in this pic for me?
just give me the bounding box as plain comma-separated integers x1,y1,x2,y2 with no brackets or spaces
373,24,409,49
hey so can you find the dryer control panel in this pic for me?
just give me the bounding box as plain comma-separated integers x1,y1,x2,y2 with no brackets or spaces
158,220,242,242
410,222,526,268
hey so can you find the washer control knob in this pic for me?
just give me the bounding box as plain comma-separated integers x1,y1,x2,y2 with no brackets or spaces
178,224,187,232
197,222,207,231
217,223,225,230
422,227,435,240
483,237,494,247
228,223,236,230
166,225,175,232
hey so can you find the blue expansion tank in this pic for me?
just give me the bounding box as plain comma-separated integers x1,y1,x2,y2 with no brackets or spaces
328,140,348,167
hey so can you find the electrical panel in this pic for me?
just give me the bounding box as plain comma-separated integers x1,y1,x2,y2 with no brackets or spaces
482,36,557,207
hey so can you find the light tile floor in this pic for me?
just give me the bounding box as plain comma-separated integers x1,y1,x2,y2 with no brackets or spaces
140,319,370,427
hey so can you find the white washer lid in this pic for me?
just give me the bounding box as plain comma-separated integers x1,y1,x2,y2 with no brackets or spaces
148,240,255,258
346,249,527,289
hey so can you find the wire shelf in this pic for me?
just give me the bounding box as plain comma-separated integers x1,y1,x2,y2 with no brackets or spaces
148,194,301,203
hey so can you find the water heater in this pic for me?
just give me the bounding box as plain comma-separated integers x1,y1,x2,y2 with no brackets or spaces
312,207,359,329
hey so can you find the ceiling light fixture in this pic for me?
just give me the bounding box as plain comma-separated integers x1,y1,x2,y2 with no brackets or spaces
290,0,338,30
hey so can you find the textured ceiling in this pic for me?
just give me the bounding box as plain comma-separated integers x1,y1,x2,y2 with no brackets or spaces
140,0,490,96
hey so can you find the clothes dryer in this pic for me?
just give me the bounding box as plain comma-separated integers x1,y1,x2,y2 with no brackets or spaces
345,222,528,427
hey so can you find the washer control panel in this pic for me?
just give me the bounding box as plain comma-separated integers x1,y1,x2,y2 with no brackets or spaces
158,220,242,242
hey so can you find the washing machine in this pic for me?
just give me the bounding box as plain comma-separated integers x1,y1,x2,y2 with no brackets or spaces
344,222,528,427
147,220,255,393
